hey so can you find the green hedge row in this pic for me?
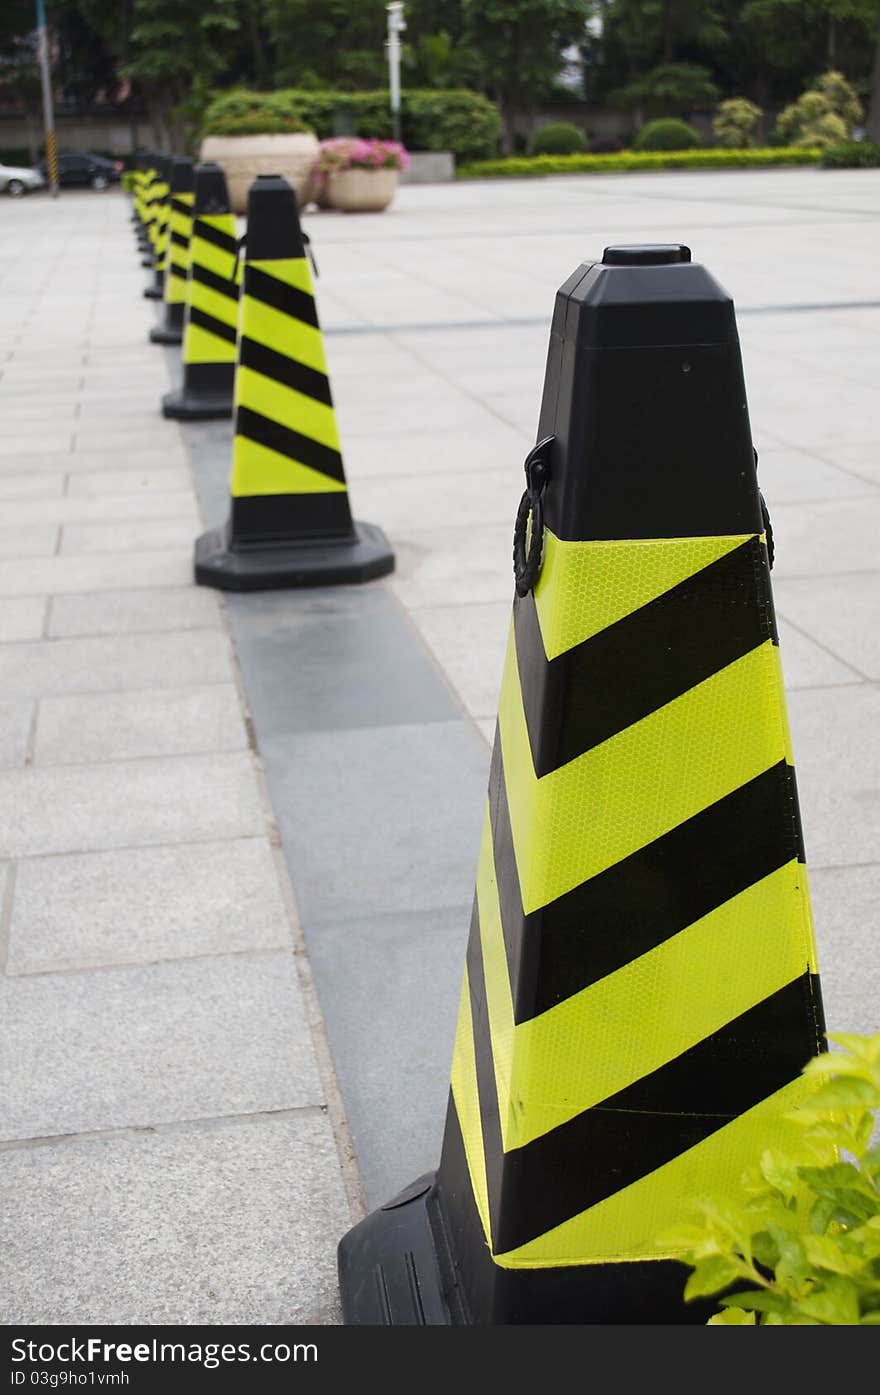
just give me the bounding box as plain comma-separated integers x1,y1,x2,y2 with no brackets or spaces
458,147,824,178
821,140,880,167
202,88,501,165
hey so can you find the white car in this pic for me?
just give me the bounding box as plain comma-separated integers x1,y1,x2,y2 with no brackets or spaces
0,163,46,197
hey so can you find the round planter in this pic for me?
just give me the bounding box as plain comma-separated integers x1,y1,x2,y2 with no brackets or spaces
326,167,398,213
199,132,321,215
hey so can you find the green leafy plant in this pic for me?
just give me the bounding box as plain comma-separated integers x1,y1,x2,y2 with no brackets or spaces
666,1032,880,1325
614,63,720,120
778,70,864,148
713,98,764,149
633,117,701,151
821,140,880,168
457,148,822,178
530,121,587,156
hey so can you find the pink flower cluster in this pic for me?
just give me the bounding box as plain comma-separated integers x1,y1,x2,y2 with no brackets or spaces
311,137,410,181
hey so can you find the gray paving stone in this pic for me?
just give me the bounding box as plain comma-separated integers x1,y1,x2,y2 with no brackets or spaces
66,468,192,496
775,574,880,679
262,719,489,925
33,683,246,765
7,837,290,974
789,685,880,870
72,429,187,457
0,596,46,642
3,492,198,528
0,951,321,1141
0,752,265,857
810,863,880,1038
49,586,221,638
776,617,864,689
0,699,33,769
388,525,515,609
60,517,199,555
0,473,65,500
0,629,232,697
412,600,510,720
227,588,459,736
756,447,878,503
771,495,880,578
0,1112,349,1323
0,552,191,597
304,906,468,1208
0,525,58,559
0,432,72,456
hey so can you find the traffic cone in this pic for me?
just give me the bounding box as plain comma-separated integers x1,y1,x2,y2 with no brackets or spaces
162,162,239,420
144,156,170,301
194,174,395,591
137,157,160,267
149,157,194,345
337,244,826,1325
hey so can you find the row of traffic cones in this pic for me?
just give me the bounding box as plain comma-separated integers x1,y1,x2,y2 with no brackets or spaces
127,160,828,1325
131,150,395,591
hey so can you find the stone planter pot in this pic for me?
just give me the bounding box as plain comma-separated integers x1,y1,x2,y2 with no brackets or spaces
199,132,321,214
326,167,399,213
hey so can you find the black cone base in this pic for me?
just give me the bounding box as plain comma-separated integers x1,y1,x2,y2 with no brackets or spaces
144,284,163,300
338,1176,454,1325
194,519,395,592
149,322,184,345
141,258,154,268
161,387,233,421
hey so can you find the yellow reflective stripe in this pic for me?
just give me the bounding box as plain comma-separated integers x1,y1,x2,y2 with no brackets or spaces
771,644,796,766
232,434,346,498
183,320,236,366
235,364,340,453
478,807,813,1149
450,972,492,1247
495,1075,829,1267
191,233,237,283
499,625,787,913
249,257,315,294
188,278,239,328
534,532,752,661
240,296,327,377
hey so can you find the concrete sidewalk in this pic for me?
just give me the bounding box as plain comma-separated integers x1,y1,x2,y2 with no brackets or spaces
0,192,358,1324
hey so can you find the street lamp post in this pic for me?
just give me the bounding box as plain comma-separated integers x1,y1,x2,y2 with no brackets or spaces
386,3,406,144
35,0,58,198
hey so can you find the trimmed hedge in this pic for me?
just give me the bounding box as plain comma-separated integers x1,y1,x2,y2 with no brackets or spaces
530,121,586,156
458,147,823,178
634,118,700,151
203,88,501,164
821,140,880,168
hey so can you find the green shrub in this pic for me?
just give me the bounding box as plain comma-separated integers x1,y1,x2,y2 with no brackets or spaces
778,71,863,148
457,148,822,179
530,121,587,156
634,118,701,152
713,98,764,149
203,88,500,164
665,1032,880,1325
821,140,880,169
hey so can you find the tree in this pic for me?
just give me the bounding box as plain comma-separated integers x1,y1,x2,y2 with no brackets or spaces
822,0,880,138
461,0,591,150
713,95,764,144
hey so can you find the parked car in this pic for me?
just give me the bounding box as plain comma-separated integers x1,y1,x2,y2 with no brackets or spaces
0,162,46,197
36,151,124,190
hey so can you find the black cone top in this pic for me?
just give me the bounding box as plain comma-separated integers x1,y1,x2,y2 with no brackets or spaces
152,154,170,183
194,161,232,216
245,174,306,261
536,245,761,542
168,156,195,194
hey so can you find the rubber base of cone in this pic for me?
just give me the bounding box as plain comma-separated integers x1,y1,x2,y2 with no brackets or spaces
194,519,395,592
141,258,154,268
149,323,183,345
143,285,163,300
161,388,233,421
338,1167,710,1325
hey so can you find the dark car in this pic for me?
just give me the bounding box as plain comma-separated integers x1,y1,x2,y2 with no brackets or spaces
37,151,124,190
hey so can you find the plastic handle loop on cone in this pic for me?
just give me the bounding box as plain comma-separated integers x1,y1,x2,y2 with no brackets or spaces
513,436,554,597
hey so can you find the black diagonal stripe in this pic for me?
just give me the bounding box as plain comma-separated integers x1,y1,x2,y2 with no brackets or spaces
189,306,237,346
191,261,239,302
170,229,190,250
239,335,333,408
466,918,822,1255
489,749,804,1023
167,264,187,282
192,218,238,255
235,404,345,485
516,537,771,778
170,196,192,216
245,264,319,329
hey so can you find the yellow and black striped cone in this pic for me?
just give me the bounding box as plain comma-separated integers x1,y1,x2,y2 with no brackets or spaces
162,162,239,420
338,244,827,1325
150,157,194,345
143,155,170,300
194,173,395,591
137,157,161,269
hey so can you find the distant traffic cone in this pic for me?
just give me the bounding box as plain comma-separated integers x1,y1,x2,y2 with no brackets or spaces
144,156,170,301
194,174,394,591
162,162,239,420
137,157,161,268
338,244,827,1325
149,157,194,345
